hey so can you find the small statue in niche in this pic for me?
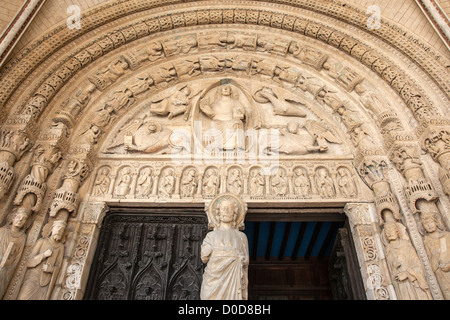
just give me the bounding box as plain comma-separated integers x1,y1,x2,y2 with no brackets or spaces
135,167,153,197
337,168,357,197
17,219,67,300
227,168,243,195
114,167,132,197
93,167,111,196
420,211,450,299
271,169,288,197
202,168,220,197
249,168,265,196
180,169,198,198
158,168,175,197
382,220,432,300
200,194,249,300
315,168,335,198
0,207,32,299
293,168,311,197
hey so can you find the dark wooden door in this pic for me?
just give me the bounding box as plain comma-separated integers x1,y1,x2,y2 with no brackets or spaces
84,212,208,300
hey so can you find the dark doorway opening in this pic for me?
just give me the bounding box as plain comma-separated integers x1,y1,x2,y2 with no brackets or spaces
84,206,365,300
244,207,364,300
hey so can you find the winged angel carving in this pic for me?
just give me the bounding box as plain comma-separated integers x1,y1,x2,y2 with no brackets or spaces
262,119,341,155
250,86,341,155
106,115,186,154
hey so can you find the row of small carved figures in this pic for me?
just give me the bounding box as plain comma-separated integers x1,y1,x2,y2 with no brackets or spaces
91,165,359,199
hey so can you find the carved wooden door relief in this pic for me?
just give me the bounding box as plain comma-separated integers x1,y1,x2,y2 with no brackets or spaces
84,212,208,300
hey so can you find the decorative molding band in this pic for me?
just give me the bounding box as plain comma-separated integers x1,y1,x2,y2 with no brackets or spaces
0,0,448,116
0,0,47,68
415,0,450,51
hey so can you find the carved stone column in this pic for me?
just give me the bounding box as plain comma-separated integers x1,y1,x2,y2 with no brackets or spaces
419,121,450,196
59,202,108,300
13,123,67,213
344,202,395,300
48,149,92,222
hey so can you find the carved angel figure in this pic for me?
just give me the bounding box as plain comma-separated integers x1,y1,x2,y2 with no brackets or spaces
150,85,201,120
107,116,186,155
253,87,307,117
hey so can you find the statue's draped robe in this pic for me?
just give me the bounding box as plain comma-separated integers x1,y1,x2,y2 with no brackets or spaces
17,237,64,300
385,239,431,300
424,232,450,299
200,228,249,300
0,227,26,298
210,96,245,151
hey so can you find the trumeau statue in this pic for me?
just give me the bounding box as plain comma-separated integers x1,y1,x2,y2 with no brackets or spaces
201,194,249,300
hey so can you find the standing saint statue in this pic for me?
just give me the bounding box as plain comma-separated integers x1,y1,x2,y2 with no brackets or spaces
0,207,32,299
382,221,432,300
17,219,66,300
200,194,249,300
420,211,450,299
